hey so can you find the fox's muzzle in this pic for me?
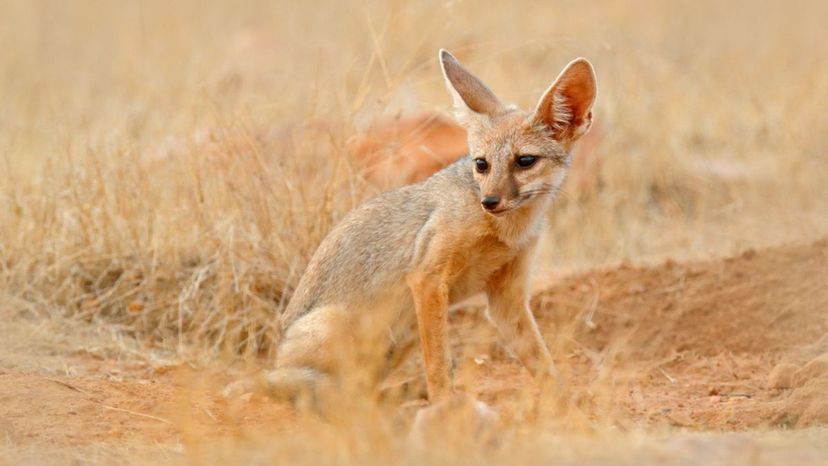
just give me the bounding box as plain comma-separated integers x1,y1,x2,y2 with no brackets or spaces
481,196,501,211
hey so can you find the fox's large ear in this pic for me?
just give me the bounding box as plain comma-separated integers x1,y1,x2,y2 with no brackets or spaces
533,58,596,142
439,49,503,123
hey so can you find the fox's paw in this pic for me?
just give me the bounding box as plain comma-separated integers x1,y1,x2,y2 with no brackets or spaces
408,393,500,445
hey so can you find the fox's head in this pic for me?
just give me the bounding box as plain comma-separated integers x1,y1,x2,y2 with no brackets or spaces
439,49,596,215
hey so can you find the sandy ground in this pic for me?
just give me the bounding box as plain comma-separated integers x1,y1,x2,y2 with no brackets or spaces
2,239,827,462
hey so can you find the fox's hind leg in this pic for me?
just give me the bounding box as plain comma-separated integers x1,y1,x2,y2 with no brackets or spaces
223,305,348,405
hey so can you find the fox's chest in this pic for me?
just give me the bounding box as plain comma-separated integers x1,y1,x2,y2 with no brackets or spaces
447,238,519,303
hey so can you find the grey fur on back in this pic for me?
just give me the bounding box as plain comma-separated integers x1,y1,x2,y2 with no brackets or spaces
282,156,478,327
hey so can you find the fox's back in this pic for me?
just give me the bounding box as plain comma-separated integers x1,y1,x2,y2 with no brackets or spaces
282,157,478,326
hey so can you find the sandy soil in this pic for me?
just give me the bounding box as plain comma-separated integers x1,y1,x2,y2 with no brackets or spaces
2,239,827,451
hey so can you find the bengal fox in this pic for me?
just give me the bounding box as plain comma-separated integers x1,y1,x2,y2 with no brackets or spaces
225,49,597,406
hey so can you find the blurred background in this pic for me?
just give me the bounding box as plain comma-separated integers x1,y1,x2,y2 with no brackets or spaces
1,0,827,363
2,1,828,463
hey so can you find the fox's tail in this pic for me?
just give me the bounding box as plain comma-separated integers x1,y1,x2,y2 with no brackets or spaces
223,366,327,406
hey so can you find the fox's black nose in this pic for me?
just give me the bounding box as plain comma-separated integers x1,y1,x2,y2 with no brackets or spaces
481,196,501,211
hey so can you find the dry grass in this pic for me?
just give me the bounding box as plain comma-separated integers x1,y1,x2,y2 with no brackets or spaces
1,0,828,463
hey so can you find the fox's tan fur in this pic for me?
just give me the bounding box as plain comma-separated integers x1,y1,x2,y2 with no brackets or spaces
227,50,596,405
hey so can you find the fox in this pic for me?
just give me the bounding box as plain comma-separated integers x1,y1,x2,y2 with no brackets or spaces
225,50,597,408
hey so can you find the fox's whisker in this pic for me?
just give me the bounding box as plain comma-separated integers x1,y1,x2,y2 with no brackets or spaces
519,188,557,199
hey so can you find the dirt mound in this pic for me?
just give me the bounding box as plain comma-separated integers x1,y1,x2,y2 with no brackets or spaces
543,239,828,358
523,238,827,429
1,239,827,446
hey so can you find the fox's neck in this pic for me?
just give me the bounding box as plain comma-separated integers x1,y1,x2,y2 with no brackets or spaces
489,194,551,249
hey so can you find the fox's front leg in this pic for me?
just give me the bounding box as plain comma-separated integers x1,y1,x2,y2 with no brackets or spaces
485,248,562,385
408,270,453,401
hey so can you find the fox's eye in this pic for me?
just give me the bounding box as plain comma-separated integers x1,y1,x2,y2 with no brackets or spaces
474,158,489,173
516,155,537,168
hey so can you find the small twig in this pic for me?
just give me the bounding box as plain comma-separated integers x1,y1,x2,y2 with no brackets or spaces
101,404,173,425
43,377,93,396
659,368,677,384
202,407,218,421
583,281,600,330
